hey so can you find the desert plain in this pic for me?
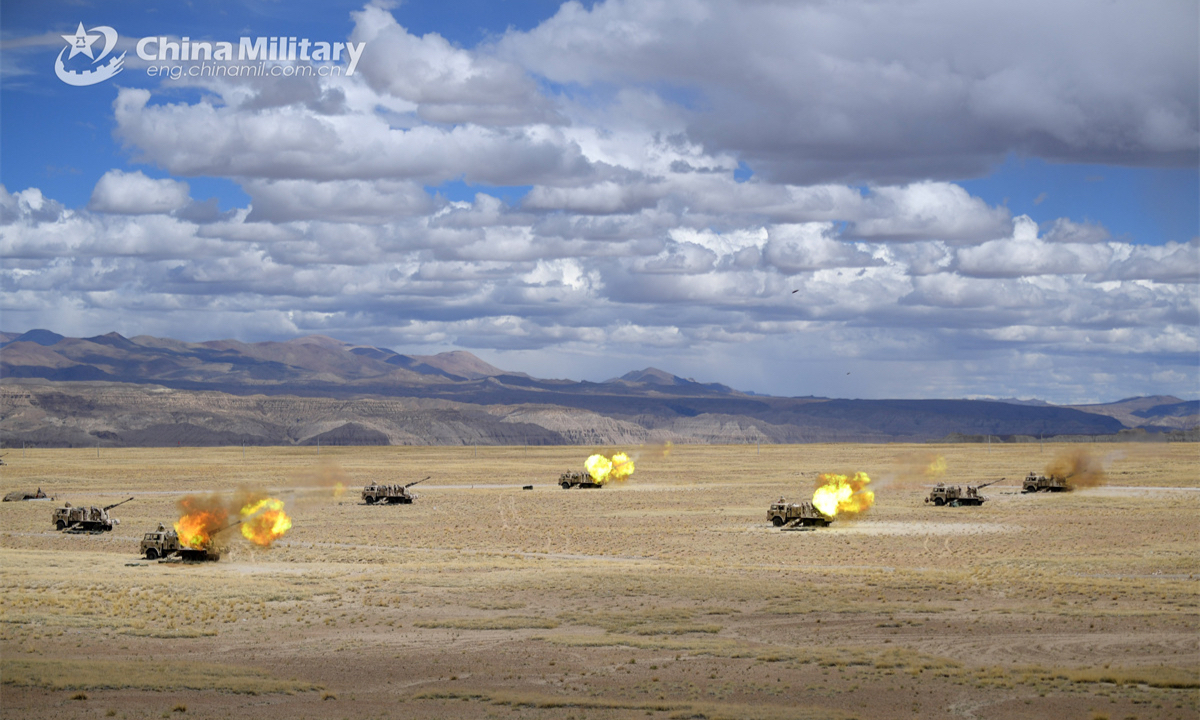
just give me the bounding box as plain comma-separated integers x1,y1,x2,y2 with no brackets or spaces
0,442,1197,720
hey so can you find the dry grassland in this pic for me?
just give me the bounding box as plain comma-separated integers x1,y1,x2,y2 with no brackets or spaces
0,442,1197,720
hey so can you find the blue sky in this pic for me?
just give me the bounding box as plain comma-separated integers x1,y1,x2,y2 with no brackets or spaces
1,0,1197,403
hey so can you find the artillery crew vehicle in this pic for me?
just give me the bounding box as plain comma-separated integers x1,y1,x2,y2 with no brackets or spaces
559,470,602,489
925,478,1002,506
140,523,224,561
362,477,428,504
1022,472,1070,493
53,497,132,532
767,498,833,528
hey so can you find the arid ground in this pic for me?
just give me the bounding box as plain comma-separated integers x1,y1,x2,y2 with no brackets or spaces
1,443,1197,719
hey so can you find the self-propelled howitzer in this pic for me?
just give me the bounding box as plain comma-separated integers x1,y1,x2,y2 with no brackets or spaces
559,470,602,489
141,520,241,561
925,478,1003,507
53,496,134,532
362,476,429,504
767,498,834,528
1022,472,1071,493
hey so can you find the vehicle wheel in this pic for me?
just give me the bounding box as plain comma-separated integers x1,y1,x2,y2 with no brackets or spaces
561,482,571,490
55,520,66,531
771,516,784,527
145,548,158,560
365,497,376,504
933,498,944,506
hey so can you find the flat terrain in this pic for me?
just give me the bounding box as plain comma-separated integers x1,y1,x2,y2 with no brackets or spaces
1,443,1197,720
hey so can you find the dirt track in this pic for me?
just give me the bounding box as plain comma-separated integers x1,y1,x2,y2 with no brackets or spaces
1,443,1197,720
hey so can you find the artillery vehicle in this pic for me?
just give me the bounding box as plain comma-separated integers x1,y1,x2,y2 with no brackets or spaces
362,477,428,504
140,523,225,561
53,497,132,532
1022,472,1070,493
767,498,833,528
559,470,602,489
925,478,1002,506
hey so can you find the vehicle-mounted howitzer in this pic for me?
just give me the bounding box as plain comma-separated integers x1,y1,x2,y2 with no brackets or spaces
362,477,427,504
767,498,833,528
54,496,133,532
559,470,602,489
141,519,241,561
926,479,1002,507
1022,472,1071,493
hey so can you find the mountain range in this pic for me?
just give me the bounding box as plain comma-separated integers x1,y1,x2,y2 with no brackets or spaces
1,330,1195,447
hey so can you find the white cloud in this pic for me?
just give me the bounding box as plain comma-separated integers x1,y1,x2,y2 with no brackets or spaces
500,0,1198,182
243,179,435,223
350,5,563,127
113,88,598,187
847,182,1013,243
88,170,192,215
2,1,1195,403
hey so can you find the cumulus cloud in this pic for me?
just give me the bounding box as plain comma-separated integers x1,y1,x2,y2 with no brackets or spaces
350,5,563,127
500,0,1199,183
847,182,1013,243
88,170,192,215
113,88,598,187
243,179,435,223
2,1,1195,402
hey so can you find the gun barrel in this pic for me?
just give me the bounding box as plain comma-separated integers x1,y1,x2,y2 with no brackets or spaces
404,476,431,489
103,496,134,511
975,478,1005,489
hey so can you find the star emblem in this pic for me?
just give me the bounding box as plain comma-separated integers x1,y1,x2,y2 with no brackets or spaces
62,22,100,60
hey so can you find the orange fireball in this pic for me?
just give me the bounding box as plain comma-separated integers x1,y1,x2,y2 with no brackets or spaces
585,452,636,484
174,495,230,549
812,472,874,518
239,497,292,547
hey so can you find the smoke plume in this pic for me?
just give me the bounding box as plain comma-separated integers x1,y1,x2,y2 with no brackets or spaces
1045,448,1107,488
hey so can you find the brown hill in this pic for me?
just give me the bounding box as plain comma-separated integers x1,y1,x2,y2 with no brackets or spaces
0,329,1182,447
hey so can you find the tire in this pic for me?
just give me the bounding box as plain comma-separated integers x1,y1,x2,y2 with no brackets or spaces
55,520,66,531
145,548,158,560
933,498,945,506
561,482,571,490
771,516,784,527
365,497,376,504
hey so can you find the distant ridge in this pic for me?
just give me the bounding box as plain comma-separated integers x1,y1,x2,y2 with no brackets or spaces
0,330,1192,447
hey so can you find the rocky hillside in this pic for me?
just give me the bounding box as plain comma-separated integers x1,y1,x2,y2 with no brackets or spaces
0,330,1188,447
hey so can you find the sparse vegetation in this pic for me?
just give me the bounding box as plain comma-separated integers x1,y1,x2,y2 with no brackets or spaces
0,444,1195,719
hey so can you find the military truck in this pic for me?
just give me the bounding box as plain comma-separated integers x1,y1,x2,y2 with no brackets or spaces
53,497,132,532
1022,472,1070,493
139,523,224,561
362,477,428,504
559,470,602,489
925,478,1002,506
767,498,833,528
